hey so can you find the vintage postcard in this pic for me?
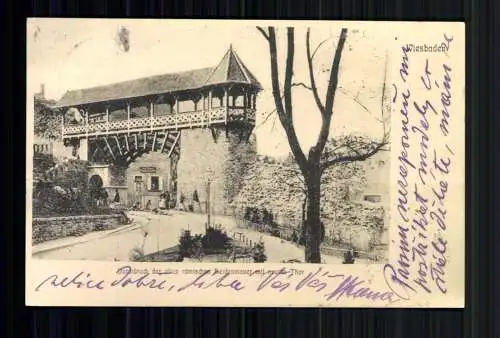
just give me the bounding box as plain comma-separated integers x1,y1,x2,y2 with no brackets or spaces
26,19,465,307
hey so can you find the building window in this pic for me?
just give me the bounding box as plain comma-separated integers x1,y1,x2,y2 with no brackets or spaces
134,176,142,193
364,194,382,203
150,176,160,192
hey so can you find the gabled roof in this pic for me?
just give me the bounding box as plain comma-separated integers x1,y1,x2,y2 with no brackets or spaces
55,47,261,108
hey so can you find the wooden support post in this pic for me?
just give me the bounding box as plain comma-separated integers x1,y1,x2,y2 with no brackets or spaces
127,103,131,135
175,98,179,130
225,88,229,124
143,133,148,149
208,91,212,109
252,93,256,110
95,142,109,162
85,110,89,138
103,137,115,159
166,132,180,158
91,147,99,162
152,132,157,152
206,178,211,229
150,101,154,132
61,114,64,137
106,106,109,133
114,136,122,155
160,131,169,153
134,134,138,150
124,134,129,152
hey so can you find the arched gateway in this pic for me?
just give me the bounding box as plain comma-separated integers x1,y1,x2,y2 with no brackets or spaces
54,46,261,214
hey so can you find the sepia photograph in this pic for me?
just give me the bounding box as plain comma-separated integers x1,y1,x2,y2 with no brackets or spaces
28,20,392,265
26,19,465,308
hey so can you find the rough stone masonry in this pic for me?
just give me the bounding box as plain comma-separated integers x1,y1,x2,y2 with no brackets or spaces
176,127,257,216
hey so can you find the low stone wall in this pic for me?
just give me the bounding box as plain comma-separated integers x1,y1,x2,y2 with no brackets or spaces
32,213,129,245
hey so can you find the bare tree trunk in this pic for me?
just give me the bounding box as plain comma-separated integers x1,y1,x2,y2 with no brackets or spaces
305,166,322,263
301,193,307,232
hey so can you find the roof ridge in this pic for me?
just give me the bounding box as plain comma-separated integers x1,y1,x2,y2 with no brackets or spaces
66,66,215,94
225,47,232,82
230,49,251,83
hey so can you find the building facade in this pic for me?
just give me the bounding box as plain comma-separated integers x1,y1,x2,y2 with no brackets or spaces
54,46,261,214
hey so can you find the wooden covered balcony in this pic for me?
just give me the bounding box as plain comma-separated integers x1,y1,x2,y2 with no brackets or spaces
61,105,256,139
57,46,261,140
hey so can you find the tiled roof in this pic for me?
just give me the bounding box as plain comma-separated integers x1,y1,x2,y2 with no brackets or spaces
55,47,261,108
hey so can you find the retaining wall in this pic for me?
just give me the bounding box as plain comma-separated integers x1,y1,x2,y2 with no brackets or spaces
32,213,128,245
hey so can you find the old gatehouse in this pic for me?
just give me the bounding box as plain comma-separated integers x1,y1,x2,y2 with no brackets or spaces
54,46,261,215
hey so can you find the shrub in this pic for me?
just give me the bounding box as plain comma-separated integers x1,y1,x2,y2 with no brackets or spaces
178,227,232,258
253,241,267,263
129,246,145,261
202,226,231,252
179,230,194,258
342,249,355,264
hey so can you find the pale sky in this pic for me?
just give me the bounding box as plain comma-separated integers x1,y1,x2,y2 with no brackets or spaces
27,19,393,157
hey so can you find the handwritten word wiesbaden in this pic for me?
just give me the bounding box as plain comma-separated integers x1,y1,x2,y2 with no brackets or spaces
385,33,454,300
34,265,401,305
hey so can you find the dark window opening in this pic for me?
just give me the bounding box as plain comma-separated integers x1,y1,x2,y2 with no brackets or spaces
135,176,142,193
364,195,382,203
150,176,160,192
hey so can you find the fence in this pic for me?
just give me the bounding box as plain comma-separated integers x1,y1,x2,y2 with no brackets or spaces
235,216,385,263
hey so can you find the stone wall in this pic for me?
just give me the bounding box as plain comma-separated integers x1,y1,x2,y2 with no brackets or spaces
176,128,256,215
32,214,127,244
231,156,389,251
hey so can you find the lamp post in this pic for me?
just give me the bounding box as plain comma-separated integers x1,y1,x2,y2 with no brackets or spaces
207,178,211,230
206,168,214,230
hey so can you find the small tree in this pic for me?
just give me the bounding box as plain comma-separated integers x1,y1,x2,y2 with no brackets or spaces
257,27,389,263
34,100,61,140
253,240,267,263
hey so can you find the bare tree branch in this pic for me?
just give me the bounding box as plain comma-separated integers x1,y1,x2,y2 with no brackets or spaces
306,28,326,116
311,37,331,60
324,28,348,116
253,93,285,131
337,87,371,114
292,82,313,90
283,27,295,123
265,27,309,173
270,114,278,132
256,26,269,41
380,50,390,141
310,28,348,163
256,110,276,128
320,140,389,170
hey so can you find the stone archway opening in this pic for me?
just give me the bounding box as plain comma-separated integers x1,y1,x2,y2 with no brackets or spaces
89,174,105,206
89,174,103,188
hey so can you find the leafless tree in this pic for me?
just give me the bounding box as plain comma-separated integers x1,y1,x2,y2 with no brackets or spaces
257,26,389,263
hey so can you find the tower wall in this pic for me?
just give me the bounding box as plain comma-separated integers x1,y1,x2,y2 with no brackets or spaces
78,138,88,161
176,127,256,216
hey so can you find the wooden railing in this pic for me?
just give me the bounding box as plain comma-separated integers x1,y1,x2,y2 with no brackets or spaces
62,107,256,139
